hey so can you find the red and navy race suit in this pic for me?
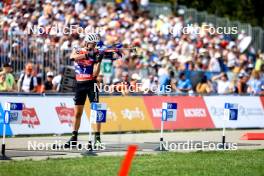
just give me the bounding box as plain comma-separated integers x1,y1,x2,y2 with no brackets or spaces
74,58,95,81
73,51,103,105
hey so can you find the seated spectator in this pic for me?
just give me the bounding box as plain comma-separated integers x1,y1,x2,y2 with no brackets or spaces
1,62,16,91
36,76,43,93
42,72,54,93
0,72,11,92
169,71,177,92
142,75,159,94
130,73,141,93
235,72,249,94
17,63,37,93
196,75,212,94
176,72,192,93
97,73,105,85
52,68,64,92
112,72,130,95
95,73,105,93
247,70,263,94
212,72,232,94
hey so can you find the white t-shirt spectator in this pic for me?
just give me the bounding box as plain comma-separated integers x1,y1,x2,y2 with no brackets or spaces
142,78,158,93
52,74,62,92
18,74,37,92
216,80,230,94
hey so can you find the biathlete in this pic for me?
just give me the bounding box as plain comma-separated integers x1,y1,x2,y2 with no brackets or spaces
65,33,119,148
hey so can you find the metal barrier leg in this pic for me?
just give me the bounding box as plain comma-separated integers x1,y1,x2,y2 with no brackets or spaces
88,116,93,151
1,124,10,160
81,115,97,156
155,120,167,151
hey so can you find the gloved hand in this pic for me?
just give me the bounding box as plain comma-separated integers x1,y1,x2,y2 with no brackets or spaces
95,52,104,63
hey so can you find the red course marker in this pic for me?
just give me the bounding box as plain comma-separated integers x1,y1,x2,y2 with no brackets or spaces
118,145,138,176
240,133,264,140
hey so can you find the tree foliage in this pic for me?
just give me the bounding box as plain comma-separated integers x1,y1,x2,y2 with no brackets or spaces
152,0,264,28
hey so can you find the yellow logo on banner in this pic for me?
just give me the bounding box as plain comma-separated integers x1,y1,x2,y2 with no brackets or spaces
84,97,153,132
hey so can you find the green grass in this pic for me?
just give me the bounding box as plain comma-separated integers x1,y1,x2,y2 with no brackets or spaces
0,150,264,176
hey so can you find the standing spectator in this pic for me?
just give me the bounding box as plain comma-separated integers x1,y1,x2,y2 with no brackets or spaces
196,75,212,94
17,63,37,93
0,36,9,66
212,72,231,94
2,62,16,91
42,72,54,93
247,70,263,94
176,72,192,93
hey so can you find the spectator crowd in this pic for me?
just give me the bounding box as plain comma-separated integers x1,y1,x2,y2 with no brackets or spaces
0,0,263,95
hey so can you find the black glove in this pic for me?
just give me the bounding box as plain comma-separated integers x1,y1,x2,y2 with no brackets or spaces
85,50,103,63
95,52,104,63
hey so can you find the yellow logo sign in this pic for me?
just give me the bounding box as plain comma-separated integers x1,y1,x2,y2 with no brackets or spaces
84,97,153,132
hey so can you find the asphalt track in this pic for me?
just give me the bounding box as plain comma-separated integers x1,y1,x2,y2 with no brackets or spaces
1,129,264,161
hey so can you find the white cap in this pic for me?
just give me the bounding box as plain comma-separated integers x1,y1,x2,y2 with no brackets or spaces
131,73,141,80
47,72,54,77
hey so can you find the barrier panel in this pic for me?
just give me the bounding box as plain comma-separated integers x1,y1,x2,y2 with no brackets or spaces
143,96,215,129
204,96,264,128
84,97,154,132
0,95,264,135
